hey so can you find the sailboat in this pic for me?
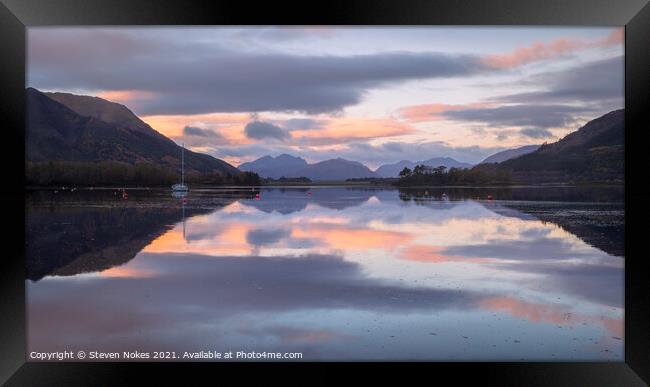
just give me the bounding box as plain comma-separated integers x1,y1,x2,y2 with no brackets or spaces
172,143,189,193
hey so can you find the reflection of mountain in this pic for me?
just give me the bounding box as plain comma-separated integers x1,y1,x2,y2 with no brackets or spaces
487,202,624,257
241,188,378,213
26,191,238,280
397,186,624,257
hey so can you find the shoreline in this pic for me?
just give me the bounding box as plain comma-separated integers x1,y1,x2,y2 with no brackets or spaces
25,182,625,191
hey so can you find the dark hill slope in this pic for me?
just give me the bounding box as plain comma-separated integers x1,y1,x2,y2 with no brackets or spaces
476,109,624,183
27,88,238,176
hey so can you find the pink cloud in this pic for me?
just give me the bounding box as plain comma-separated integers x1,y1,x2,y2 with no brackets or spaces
482,29,623,69
481,296,623,337
401,245,496,264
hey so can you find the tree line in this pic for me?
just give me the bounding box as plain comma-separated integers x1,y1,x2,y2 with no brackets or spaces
26,161,260,186
396,164,511,186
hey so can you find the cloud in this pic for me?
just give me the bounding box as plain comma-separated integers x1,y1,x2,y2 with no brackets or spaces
482,29,623,69
244,121,291,141
178,125,234,148
28,29,488,115
401,245,496,264
494,56,624,106
231,27,334,43
183,126,220,137
490,261,623,308
519,127,554,139
291,117,415,146
314,140,499,166
28,28,486,115
283,118,325,131
28,252,484,352
441,237,599,261
395,56,623,144
398,102,494,123
442,104,589,129
246,228,291,246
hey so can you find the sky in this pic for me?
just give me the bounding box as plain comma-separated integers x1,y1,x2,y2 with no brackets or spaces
27,26,624,168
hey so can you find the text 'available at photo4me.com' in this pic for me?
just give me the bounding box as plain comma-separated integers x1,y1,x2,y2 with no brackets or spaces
29,350,304,361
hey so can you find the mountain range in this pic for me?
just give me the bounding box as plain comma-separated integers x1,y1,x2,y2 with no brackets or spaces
27,88,238,176
240,155,379,181
239,154,309,179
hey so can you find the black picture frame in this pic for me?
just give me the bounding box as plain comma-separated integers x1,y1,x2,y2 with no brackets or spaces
1,0,648,385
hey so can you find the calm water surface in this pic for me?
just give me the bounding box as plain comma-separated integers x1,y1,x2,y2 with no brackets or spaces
26,186,624,361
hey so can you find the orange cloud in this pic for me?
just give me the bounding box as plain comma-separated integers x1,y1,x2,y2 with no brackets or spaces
143,221,254,256
597,28,624,46
140,112,251,142
482,29,623,69
96,89,156,104
401,245,495,264
98,265,155,278
139,113,414,149
291,117,415,144
292,224,411,250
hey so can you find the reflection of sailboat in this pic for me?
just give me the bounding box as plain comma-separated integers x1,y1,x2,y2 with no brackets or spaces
171,190,188,242
172,143,189,193
181,195,187,242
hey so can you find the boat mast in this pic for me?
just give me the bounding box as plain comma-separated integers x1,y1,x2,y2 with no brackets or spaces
181,143,185,186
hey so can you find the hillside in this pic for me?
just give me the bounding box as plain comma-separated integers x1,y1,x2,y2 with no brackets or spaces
475,109,624,183
26,88,239,180
479,144,540,164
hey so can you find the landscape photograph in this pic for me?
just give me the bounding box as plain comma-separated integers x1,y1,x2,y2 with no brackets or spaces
26,26,624,361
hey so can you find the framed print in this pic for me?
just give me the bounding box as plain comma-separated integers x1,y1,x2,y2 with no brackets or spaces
1,0,648,385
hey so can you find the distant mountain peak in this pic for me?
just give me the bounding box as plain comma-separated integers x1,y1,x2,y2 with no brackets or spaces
239,154,377,181
277,153,301,159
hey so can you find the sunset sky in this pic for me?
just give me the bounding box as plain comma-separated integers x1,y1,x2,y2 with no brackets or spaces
27,27,623,167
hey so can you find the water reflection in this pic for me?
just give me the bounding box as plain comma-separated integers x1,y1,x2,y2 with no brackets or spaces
26,186,624,360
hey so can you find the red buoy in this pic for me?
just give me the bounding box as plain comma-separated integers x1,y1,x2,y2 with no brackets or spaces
487,195,493,200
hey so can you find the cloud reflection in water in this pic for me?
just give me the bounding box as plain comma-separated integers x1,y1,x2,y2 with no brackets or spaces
26,187,623,360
